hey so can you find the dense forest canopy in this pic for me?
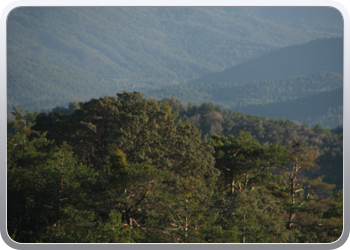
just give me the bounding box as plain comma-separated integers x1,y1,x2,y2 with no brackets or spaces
7,92,343,243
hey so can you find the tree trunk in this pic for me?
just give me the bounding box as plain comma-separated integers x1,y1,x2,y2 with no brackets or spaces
230,178,235,196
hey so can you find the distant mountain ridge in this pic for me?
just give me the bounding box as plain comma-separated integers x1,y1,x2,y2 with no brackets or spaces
145,37,343,128
209,7,343,36
7,7,343,124
238,87,343,128
146,71,343,108
7,7,340,89
189,37,343,85
7,49,125,113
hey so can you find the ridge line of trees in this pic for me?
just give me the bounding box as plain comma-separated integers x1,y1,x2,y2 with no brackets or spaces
7,92,343,243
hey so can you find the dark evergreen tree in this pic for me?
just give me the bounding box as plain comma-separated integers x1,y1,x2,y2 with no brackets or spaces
31,92,219,242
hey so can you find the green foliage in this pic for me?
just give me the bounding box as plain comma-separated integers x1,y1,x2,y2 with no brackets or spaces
147,71,343,128
110,149,129,175
33,92,217,180
30,92,219,242
42,208,134,243
210,132,289,195
221,190,296,243
323,190,343,219
8,93,343,243
7,108,97,243
174,98,342,189
51,102,81,116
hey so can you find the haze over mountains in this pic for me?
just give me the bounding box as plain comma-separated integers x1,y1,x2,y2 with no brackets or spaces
209,7,343,36
7,7,343,128
187,37,343,85
146,37,343,128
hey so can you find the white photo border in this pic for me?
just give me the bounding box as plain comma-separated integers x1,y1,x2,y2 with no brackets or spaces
1,1,349,249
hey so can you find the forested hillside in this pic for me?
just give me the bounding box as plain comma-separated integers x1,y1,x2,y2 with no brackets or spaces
239,87,343,128
7,49,127,113
147,71,343,128
7,92,343,243
7,7,342,113
210,7,343,36
187,37,343,85
147,71,343,106
166,98,343,190
146,37,343,129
